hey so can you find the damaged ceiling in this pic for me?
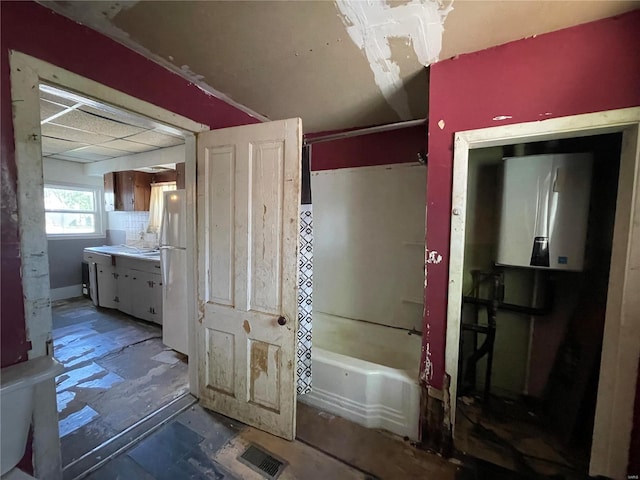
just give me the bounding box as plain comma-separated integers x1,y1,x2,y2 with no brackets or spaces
40,0,640,133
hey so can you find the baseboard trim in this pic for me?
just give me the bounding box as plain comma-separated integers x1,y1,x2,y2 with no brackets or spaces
50,284,83,301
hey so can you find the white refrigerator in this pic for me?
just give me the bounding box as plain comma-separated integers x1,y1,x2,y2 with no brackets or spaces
160,189,188,355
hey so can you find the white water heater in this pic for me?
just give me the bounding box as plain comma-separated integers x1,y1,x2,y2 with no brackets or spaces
496,153,593,271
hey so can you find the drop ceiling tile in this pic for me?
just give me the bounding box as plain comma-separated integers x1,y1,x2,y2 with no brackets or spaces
99,139,160,154
64,145,126,159
124,130,184,147
41,123,115,145
40,91,77,107
52,109,147,138
40,100,68,121
79,105,156,130
41,137,89,155
58,148,114,162
45,154,94,163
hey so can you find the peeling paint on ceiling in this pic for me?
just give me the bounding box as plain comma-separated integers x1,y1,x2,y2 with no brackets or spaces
38,0,640,133
335,0,453,119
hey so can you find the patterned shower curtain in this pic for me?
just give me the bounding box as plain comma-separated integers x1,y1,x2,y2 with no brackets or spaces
297,146,313,395
296,204,313,395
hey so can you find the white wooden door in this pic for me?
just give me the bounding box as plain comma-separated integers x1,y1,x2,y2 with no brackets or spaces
197,118,302,440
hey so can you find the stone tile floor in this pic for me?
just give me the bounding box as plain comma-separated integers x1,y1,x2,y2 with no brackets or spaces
54,298,567,480
53,298,189,467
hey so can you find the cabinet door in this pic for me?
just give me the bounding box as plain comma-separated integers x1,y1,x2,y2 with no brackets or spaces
96,264,118,309
116,266,133,316
104,172,115,212
134,172,152,211
130,270,161,323
130,270,151,321
115,171,135,211
149,272,163,324
88,262,98,306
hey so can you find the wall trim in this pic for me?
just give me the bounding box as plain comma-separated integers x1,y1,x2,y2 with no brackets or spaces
310,161,423,176
50,285,83,302
444,107,640,479
9,50,205,479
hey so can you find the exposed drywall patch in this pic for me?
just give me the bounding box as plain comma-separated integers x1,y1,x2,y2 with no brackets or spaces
44,1,139,32
427,250,443,264
180,65,205,82
336,0,453,119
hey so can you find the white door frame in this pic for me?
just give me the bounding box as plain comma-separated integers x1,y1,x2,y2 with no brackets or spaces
9,50,208,478
444,107,640,479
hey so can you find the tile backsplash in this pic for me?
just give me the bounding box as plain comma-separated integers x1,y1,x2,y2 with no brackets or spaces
107,211,156,246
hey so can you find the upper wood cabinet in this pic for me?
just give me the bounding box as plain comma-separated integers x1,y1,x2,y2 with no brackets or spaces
104,171,152,211
104,165,184,212
104,172,115,212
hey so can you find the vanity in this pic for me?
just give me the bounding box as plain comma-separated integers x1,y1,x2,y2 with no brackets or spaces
83,246,163,324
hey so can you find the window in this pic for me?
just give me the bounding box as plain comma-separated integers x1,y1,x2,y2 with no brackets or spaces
44,185,103,237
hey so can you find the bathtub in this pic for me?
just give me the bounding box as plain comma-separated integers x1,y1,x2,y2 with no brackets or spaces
300,312,422,440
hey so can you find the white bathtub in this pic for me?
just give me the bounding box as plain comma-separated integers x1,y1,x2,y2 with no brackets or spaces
300,312,422,440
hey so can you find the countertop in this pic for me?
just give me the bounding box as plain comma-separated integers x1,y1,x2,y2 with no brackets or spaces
84,245,161,262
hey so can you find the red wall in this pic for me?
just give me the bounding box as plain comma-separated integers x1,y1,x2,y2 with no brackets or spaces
307,125,426,171
0,1,260,369
424,9,640,471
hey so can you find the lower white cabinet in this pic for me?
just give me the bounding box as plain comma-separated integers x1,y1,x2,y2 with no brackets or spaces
96,264,118,309
115,266,133,316
130,270,163,324
84,249,162,325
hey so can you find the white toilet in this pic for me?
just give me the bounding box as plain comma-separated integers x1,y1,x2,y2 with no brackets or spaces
1,356,63,479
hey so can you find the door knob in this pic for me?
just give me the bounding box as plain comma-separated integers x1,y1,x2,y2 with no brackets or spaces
277,316,287,326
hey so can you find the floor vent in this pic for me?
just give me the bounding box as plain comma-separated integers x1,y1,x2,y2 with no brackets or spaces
238,444,287,479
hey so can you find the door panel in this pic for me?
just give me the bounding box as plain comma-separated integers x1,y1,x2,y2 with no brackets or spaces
197,118,301,440
249,142,285,315
206,146,235,306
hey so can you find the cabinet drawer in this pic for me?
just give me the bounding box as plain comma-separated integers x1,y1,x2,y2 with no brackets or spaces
114,256,160,273
83,251,113,265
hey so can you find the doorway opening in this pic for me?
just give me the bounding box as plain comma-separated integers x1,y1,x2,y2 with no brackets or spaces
454,133,621,478
38,84,195,475
10,50,207,477
444,107,640,479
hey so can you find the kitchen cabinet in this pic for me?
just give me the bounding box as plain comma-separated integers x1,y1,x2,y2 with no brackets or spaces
84,247,162,324
115,265,133,316
96,264,118,309
84,250,115,307
104,169,182,211
104,172,115,211
115,255,162,323
131,270,163,323
105,171,153,211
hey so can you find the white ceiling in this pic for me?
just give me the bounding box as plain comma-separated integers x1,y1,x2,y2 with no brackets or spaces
40,1,640,133
40,85,185,163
